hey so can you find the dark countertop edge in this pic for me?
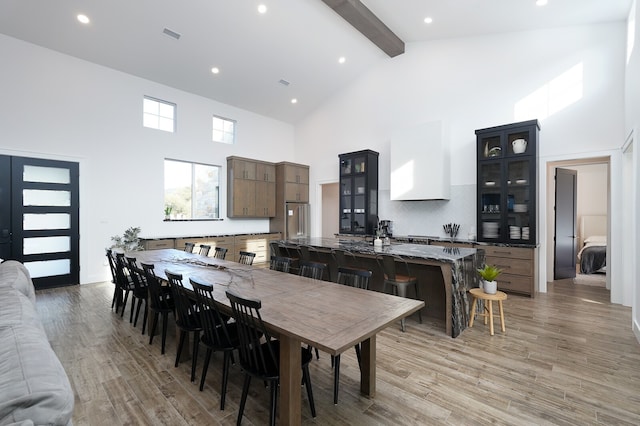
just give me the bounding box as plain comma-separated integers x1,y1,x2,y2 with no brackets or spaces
393,235,539,249
140,232,280,240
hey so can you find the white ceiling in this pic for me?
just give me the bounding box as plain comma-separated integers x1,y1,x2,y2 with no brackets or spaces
0,0,632,124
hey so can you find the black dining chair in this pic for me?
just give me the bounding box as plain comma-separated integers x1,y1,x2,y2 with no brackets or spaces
124,256,149,332
377,253,423,331
106,249,119,310
190,277,240,408
140,263,175,355
198,244,211,257
269,240,282,257
226,289,316,425
238,250,256,265
298,260,328,281
184,242,195,253
165,270,203,382
298,260,328,360
213,246,228,260
113,252,135,318
270,255,292,273
332,267,372,404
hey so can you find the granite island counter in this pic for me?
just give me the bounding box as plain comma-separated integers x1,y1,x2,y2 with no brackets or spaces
280,237,484,337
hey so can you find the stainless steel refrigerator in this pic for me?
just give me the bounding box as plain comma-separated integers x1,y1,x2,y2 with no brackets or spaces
285,202,310,239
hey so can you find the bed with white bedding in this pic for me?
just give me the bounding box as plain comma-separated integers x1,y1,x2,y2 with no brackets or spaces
578,215,607,274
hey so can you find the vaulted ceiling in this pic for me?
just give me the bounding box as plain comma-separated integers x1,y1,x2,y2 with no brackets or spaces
0,0,632,123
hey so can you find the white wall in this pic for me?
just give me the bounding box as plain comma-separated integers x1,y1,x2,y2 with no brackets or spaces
0,34,296,284
624,0,640,341
296,23,627,295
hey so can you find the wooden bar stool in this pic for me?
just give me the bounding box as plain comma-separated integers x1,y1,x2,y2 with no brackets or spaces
468,288,507,335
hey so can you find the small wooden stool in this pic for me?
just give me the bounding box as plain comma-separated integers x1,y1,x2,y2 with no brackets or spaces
468,288,507,335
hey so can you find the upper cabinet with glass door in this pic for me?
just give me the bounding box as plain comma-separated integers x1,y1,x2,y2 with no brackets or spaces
339,150,379,235
476,120,539,244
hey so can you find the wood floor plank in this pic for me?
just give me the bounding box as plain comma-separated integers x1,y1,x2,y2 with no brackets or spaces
34,278,640,425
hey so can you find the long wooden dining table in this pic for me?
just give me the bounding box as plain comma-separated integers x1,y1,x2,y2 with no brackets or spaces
127,249,424,425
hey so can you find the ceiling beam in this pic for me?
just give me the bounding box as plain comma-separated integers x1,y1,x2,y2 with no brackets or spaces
321,0,404,57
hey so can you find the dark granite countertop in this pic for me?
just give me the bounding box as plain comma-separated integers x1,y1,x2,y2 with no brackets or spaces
393,235,538,249
284,237,478,264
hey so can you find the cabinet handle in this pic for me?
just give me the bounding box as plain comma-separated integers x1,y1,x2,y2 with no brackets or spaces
494,250,512,255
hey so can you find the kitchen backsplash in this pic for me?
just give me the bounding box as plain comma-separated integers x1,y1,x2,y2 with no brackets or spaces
378,184,476,239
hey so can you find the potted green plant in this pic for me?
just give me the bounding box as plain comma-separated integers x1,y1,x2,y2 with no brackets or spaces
164,205,173,220
477,264,502,294
110,227,144,252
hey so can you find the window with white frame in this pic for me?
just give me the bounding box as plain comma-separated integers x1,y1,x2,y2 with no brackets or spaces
212,115,236,144
164,159,220,220
143,96,176,132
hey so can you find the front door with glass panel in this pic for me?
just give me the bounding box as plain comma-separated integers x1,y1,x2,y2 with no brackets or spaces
1,155,79,288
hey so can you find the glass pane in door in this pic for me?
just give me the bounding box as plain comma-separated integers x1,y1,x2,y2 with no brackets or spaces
507,160,531,241
23,165,70,184
23,190,71,206
24,213,71,230
24,236,70,255
24,259,70,278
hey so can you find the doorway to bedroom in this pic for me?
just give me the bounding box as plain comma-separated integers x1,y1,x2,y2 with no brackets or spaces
548,158,609,289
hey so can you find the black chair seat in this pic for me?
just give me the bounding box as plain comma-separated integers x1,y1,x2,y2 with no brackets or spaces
199,322,240,351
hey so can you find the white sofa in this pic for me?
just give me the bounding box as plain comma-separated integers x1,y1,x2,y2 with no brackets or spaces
0,261,74,426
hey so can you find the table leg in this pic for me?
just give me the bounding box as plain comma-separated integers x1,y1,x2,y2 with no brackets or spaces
488,300,494,336
468,296,478,327
359,335,376,398
279,335,302,425
498,300,506,332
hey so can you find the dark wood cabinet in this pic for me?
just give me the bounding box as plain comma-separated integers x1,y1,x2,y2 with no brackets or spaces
339,150,378,235
476,120,539,244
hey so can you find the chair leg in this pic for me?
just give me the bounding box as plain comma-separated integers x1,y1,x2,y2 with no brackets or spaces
333,354,340,405
270,379,278,426
302,365,316,417
133,298,143,326
414,282,423,324
129,297,136,323
220,350,232,410
199,348,213,392
121,290,130,318
141,303,148,335
149,312,158,345
175,330,187,367
237,374,251,426
111,285,118,309
190,331,200,382
355,343,361,369
161,312,169,355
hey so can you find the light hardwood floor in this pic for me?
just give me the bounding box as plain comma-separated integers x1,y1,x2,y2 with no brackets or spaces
35,279,639,425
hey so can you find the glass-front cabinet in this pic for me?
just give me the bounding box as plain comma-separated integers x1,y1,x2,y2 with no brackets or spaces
476,120,539,244
339,150,379,235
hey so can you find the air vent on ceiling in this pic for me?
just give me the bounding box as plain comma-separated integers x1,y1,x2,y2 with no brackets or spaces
162,28,181,40
278,79,290,87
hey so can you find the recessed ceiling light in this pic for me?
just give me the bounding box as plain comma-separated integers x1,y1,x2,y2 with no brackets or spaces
338,56,346,64
77,14,90,24
424,17,433,24
258,4,267,14
211,67,220,74
536,0,548,6
291,98,298,104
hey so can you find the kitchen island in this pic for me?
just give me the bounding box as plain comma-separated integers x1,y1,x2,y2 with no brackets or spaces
281,237,484,337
